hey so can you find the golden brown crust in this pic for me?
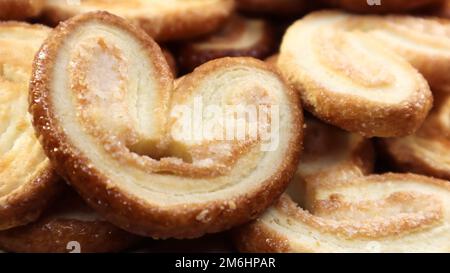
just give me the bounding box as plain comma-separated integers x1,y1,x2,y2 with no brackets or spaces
0,191,140,253
236,0,307,16
29,12,304,239
235,173,450,253
177,16,277,72
0,22,62,231
380,94,450,180
40,0,235,42
322,0,442,13
279,11,433,137
0,0,43,20
162,48,178,77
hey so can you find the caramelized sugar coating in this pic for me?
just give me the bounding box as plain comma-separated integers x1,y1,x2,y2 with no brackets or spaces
29,12,303,239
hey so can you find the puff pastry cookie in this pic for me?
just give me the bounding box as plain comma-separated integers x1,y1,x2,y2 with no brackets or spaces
236,0,306,16
29,12,303,239
0,0,44,20
235,119,450,253
178,16,277,72
40,0,235,42
279,11,434,137
0,191,140,253
322,0,442,13
0,22,61,231
380,93,450,180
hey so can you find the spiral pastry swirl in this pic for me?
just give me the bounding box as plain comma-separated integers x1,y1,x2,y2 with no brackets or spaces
178,15,277,73
279,11,434,137
235,119,450,253
381,93,450,180
0,22,61,231
29,12,303,239
41,0,235,42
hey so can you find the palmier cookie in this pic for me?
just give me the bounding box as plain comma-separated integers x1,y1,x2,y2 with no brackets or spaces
236,0,306,16
0,0,44,20
380,93,450,180
178,15,277,73
234,120,450,252
0,22,61,231
321,0,442,13
279,11,433,137
0,191,140,253
29,12,303,239
40,0,235,42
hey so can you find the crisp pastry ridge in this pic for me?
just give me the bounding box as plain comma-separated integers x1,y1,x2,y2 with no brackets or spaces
177,15,277,72
0,22,61,231
0,0,44,20
234,119,450,253
0,190,140,253
29,12,304,239
380,93,450,180
40,0,235,42
236,0,306,16
279,11,434,137
321,0,442,13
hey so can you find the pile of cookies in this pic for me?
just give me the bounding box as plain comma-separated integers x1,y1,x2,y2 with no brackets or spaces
0,0,449,253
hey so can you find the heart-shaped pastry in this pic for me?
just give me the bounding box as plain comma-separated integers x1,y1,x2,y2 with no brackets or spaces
279,11,434,137
40,0,235,42
0,22,61,231
321,0,442,13
234,119,450,253
177,15,277,73
380,93,450,180
29,12,303,239
0,0,44,20
0,190,140,253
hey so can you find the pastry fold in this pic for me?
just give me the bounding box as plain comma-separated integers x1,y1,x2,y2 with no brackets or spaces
29,12,303,239
235,119,450,253
381,93,450,180
279,11,435,137
0,22,61,231
40,0,235,42
178,15,277,72
0,191,140,253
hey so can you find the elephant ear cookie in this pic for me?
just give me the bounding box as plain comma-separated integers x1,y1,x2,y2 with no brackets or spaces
234,120,450,252
177,15,277,73
0,190,140,253
0,22,61,231
321,0,442,13
40,0,235,42
29,12,304,239
279,11,433,137
380,93,450,180
0,0,44,20
236,0,306,16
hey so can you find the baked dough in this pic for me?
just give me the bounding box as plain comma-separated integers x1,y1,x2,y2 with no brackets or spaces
0,0,44,20
40,0,235,42
322,0,442,13
380,93,450,180
162,48,177,77
178,15,277,72
279,11,434,137
29,12,303,239
0,191,140,253
0,22,61,231
236,0,306,16
234,119,450,253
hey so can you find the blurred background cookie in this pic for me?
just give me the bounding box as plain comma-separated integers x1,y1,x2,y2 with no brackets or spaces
177,15,277,73
0,0,44,20
321,0,443,13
